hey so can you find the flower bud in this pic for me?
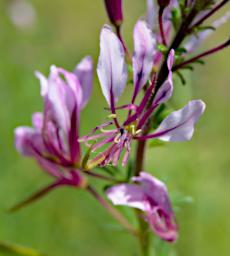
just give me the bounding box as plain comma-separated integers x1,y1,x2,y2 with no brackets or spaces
157,0,170,8
104,0,123,26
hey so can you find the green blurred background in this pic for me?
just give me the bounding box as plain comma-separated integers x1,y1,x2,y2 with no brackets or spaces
0,0,229,255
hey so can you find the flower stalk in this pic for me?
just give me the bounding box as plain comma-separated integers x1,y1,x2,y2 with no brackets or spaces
87,185,138,237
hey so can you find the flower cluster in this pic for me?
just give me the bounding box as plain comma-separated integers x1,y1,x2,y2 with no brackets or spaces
13,0,230,249
15,57,93,192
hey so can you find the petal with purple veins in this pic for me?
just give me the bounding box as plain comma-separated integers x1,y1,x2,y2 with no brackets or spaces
132,20,156,101
97,25,127,106
74,56,93,109
137,100,206,141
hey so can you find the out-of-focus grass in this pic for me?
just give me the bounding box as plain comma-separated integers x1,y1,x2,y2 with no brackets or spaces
0,1,229,255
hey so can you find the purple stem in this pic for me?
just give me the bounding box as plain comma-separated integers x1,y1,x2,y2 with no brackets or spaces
173,38,230,71
189,0,229,31
159,7,167,45
8,180,64,212
115,25,132,61
83,170,119,183
87,185,138,237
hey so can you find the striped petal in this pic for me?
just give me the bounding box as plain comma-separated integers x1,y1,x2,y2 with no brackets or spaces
97,25,127,106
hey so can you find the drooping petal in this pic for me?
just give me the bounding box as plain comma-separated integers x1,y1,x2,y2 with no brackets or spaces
74,56,93,109
106,183,147,211
132,20,156,101
146,208,178,242
137,100,206,141
132,172,174,215
106,172,178,242
97,25,127,106
132,172,178,242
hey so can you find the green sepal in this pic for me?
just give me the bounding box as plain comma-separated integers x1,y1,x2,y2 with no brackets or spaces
157,43,168,53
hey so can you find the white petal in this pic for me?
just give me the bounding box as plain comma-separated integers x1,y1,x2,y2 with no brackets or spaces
154,100,206,141
97,25,127,105
74,56,93,109
106,184,147,211
35,71,48,97
132,20,156,96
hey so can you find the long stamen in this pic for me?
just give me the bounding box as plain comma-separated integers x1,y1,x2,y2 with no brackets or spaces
173,38,230,71
188,0,229,32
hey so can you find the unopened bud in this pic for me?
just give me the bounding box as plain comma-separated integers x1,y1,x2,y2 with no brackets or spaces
157,0,170,8
104,0,123,26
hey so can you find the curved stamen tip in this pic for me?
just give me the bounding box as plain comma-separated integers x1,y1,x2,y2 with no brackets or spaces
114,134,121,143
135,129,142,135
107,114,117,119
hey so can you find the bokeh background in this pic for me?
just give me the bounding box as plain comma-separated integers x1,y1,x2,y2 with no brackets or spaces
0,0,229,255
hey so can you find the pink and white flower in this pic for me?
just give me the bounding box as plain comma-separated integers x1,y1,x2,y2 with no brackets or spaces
106,172,178,242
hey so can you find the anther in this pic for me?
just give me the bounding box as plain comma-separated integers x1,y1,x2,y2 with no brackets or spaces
114,134,121,143
107,114,117,119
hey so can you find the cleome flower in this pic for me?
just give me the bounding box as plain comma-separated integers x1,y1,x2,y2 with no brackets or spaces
14,57,93,198
80,21,205,168
106,172,178,242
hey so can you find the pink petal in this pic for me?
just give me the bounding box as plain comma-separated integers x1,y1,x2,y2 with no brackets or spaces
137,100,206,141
74,56,93,109
132,20,156,100
32,112,43,131
15,127,36,156
146,0,156,29
106,184,147,211
154,100,206,141
35,71,48,97
97,25,127,105
153,71,173,105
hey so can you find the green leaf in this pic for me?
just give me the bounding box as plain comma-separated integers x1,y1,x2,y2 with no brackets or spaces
0,241,46,256
157,43,168,53
175,47,187,54
175,71,186,85
180,65,194,71
197,25,216,32
171,8,181,31
193,59,205,65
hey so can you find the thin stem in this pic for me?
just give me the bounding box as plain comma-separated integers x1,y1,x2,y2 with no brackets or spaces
156,5,199,90
83,170,119,183
132,6,200,255
134,140,146,176
158,7,167,45
173,38,230,71
87,185,138,237
189,0,229,32
115,25,132,61
136,209,150,256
